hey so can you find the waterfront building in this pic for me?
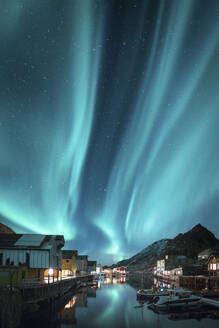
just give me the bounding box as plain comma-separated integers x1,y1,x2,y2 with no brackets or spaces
156,255,195,276
207,251,219,276
62,250,78,277
0,233,64,285
76,255,88,275
114,266,127,274
87,260,97,274
157,259,165,275
96,264,103,273
103,267,113,275
169,265,206,277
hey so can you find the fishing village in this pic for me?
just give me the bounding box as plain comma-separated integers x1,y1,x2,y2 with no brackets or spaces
1,222,219,327
0,223,129,328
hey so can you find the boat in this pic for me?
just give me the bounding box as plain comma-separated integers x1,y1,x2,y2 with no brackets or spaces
136,288,170,301
148,293,201,313
136,287,192,301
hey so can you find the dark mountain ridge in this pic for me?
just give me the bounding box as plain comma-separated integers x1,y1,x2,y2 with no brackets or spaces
116,224,219,272
0,222,15,234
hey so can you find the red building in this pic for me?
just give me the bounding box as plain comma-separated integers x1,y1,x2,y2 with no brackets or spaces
117,266,126,273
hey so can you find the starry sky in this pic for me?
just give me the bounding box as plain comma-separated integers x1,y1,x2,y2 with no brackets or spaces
1,0,219,264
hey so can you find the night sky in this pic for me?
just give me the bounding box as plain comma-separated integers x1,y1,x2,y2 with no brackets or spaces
1,0,219,264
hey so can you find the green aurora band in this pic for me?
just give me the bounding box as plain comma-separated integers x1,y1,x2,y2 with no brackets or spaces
0,0,219,263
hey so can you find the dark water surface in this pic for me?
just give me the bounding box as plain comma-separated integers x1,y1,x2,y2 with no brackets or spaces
22,275,219,328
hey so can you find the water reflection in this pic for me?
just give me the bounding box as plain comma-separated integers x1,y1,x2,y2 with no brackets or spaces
54,276,219,328
58,296,77,325
20,275,219,328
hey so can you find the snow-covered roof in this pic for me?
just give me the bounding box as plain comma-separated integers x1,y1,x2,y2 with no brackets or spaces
15,234,45,247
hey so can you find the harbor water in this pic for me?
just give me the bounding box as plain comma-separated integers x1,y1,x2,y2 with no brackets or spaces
21,274,219,328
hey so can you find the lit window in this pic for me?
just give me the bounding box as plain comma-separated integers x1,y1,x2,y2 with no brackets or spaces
213,264,216,270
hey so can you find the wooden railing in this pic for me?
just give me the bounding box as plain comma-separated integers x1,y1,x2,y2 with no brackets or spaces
0,274,92,289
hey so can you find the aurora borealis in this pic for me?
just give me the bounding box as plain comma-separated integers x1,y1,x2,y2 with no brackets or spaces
0,0,219,264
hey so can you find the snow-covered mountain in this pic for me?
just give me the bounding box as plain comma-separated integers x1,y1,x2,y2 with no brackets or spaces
115,224,219,272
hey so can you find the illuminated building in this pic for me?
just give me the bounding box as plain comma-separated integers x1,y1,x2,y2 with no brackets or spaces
62,250,78,277
0,234,64,285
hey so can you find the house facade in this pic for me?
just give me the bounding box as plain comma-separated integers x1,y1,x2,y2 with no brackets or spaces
0,233,64,285
87,261,96,274
76,255,88,275
156,255,194,276
207,252,219,276
62,250,78,277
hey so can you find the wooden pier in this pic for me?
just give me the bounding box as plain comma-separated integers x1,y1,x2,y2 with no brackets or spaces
179,275,219,290
0,275,93,328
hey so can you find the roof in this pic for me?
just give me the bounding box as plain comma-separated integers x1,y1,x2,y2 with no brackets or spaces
207,251,219,262
176,255,187,259
0,234,20,247
15,234,45,247
0,234,64,249
165,264,179,270
62,250,78,259
198,249,212,256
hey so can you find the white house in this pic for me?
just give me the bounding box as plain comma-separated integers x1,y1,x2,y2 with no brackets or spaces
0,233,64,282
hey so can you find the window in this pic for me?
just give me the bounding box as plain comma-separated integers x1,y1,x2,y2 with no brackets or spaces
66,259,70,263
213,263,217,270
26,253,30,267
0,254,2,266
22,270,26,280
217,263,219,269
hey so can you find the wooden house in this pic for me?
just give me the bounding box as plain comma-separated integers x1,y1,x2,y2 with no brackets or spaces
76,255,88,275
0,233,64,285
62,250,78,277
207,251,219,276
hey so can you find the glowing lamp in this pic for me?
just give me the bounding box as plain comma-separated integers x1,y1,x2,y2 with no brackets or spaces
48,268,54,275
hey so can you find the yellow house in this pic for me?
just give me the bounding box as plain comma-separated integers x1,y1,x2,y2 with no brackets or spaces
62,250,78,277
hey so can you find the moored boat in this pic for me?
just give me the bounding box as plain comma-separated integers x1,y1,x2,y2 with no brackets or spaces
136,288,170,301
136,287,192,301
148,293,201,313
